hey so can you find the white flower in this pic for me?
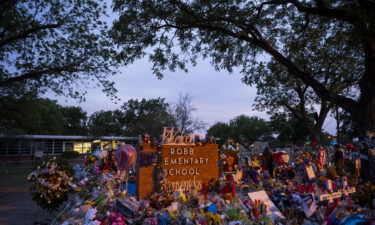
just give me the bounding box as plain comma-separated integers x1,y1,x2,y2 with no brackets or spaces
85,208,97,221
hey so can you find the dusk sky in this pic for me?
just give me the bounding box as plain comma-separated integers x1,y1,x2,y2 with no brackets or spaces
42,8,338,136
47,57,337,135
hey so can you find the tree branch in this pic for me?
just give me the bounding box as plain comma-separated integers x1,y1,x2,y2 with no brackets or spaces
161,2,359,113
0,63,81,86
0,23,61,48
258,0,354,23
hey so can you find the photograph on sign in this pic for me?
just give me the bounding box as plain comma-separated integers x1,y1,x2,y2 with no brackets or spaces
222,150,239,173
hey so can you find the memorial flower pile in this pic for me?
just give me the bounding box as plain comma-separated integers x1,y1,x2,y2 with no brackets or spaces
28,136,375,225
28,157,76,211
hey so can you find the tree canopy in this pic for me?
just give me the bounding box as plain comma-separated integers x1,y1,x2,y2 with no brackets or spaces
207,115,270,145
268,113,311,145
0,96,86,135
60,106,88,135
207,122,231,143
122,98,175,137
0,0,119,100
111,0,375,137
88,110,125,137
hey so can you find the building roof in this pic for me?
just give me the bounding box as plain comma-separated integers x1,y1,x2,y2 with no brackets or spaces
0,134,138,140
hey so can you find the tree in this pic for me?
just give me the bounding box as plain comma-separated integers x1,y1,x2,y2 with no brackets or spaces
269,113,310,145
88,110,124,137
249,20,358,143
229,115,271,145
169,93,205,134
0,96,65,135
207,122,231,143
0,0,119,100
207,115,270,146
252,62,334,143
60,106,88,135
122,98,174,137
111,0,375,137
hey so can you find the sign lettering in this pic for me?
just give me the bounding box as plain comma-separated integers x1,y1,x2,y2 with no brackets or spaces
162,127,197,145
161,144,218,192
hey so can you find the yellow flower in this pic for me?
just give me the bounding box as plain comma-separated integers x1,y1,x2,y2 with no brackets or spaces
180,193,187,202
84,200,95,206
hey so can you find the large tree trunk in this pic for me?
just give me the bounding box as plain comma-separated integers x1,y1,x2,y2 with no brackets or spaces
353,38,375,137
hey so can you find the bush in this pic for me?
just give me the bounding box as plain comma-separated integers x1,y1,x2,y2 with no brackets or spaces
61,151,80,160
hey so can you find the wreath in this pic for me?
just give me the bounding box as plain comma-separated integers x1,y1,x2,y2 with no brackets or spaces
28,157,75,212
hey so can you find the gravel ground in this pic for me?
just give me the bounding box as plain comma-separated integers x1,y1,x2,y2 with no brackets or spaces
0,162,56,225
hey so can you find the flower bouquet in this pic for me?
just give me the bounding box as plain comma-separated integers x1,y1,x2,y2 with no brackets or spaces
28,157,75,212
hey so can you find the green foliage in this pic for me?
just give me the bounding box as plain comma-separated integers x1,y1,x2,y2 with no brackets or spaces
268,113,310,145
0,0,119,100
122,98,174,137
61,150,80,159
88,98,175,137
207,115,270,145
0,95,64,134
60,106,88,135
111,0,375,135
0,95,88,135
229,115,271,145
88,110,125,137
207,122,231,143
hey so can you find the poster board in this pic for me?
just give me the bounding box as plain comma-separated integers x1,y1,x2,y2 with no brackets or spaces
248,190,285,219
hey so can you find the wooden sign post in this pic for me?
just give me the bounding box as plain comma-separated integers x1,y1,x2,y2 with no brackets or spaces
136,143,219,198
161,144,218,192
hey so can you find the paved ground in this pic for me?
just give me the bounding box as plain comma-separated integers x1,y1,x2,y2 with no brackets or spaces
0,162,55,225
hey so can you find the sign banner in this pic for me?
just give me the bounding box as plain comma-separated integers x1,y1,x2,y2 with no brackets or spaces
318,187,356,201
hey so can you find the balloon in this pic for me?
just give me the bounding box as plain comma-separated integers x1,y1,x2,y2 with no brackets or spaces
329,141,337,146
115,144,137,171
